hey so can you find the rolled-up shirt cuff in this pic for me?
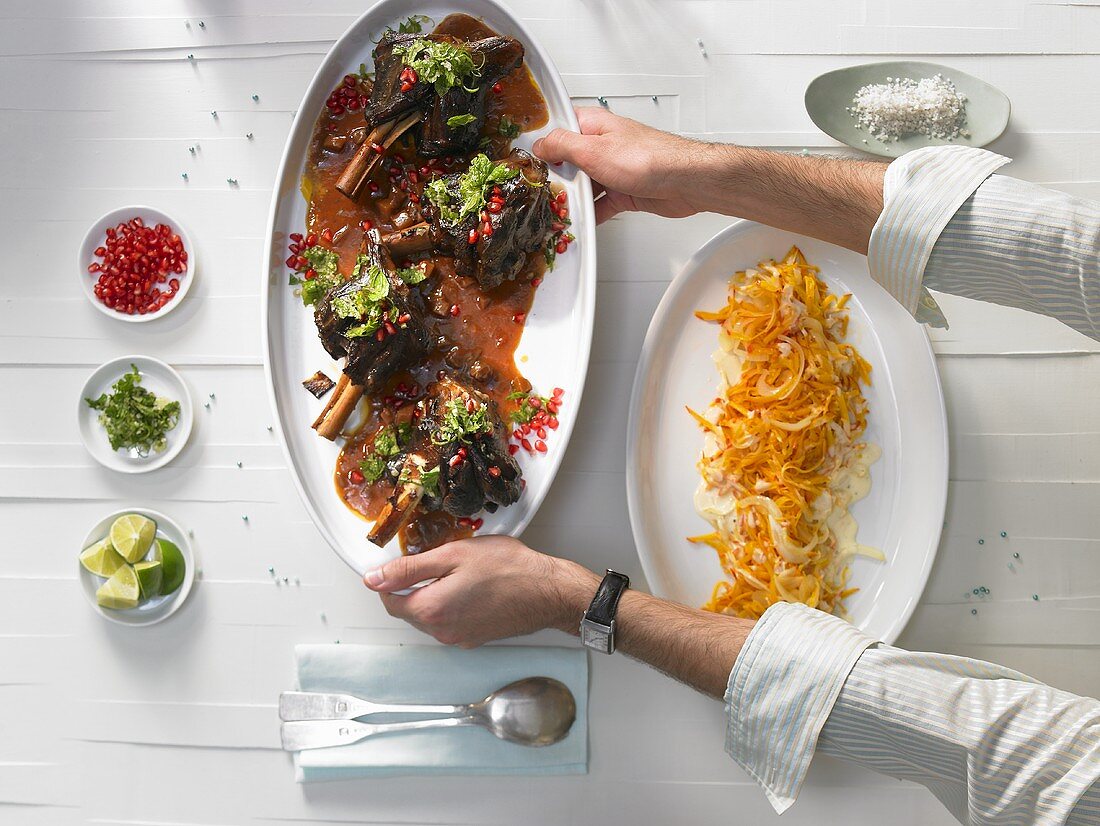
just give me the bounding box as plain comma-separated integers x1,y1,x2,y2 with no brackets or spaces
724,602,875,813
867,145,1011,327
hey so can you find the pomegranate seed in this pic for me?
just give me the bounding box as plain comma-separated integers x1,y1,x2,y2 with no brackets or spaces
398,313,411,324
508,444,519,455
553,387,565,398
371,142,384,155
384,321,396,335
488,201,503,214
458,517,472,527
369,182,381,194
290,232,303,242
488,466,501,477
492,82,503,94
350,469,365,484
295,255,308,269
321,228,333,243
286,255,297,268
169,278,180,291
547,401,559,414
449,304,460,317
512,312,525,324
87,263,99,273
556,239,568,254
304,269,317,281
375,328,385,341
472,518,484,530
529,397,541,409
360,220,373,231
521,438,533,452
535,440,547,453
548,417,559,429
468,229,480,245
513,429,524,440
537,427,547,439
449,454,464,468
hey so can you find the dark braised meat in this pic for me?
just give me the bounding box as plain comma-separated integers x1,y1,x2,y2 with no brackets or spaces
422,149,554,290
364,31,439,126
301,371,335,398
314,230,430,394
417,36,524,158
368,376,522,547
338,32,524,200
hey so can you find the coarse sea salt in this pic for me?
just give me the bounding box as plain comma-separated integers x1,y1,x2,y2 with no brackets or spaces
847,74,968,143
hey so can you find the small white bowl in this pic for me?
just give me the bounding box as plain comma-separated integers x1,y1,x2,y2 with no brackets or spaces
78,507,197,627
78,355,194,474
78,205,195,322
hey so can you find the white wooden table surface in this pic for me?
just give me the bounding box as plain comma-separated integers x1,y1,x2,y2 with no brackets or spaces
3,1,1099,824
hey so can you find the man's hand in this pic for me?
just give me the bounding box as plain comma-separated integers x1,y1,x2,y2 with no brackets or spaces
363,536,599,648
533,107,886,253
533,107,714,224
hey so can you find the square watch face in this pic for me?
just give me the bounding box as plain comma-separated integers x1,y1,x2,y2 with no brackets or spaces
582,623,610,651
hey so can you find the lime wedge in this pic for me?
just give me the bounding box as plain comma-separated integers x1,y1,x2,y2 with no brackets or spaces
154,538,186,595
109,514,157,563
133,560,163,599
95,564,141,610
80,538,126,578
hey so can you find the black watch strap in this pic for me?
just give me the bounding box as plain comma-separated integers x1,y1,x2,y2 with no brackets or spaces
580,569,630,654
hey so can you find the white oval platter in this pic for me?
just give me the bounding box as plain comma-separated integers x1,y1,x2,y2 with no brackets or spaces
262,0,595,576
626,222,947,645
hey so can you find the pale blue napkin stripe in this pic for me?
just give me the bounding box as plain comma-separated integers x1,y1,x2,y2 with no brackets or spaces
293,643,588,782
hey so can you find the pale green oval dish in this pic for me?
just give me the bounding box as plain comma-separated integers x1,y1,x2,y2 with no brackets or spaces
805,61,1011,158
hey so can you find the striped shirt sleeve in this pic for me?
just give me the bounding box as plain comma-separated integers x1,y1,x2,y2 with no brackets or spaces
725,603,1100,822
867,146,1100,341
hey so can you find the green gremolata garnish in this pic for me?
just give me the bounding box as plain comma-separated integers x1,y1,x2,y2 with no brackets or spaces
497,115,521,139
359,455,386,483
392,38,482,96
446,113,478,128
425,154,520,226
434,396,492,444
291,245,342,307
84,365,181,456
508,391,553,425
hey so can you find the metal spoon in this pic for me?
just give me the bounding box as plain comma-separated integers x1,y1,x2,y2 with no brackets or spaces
279,677,577,752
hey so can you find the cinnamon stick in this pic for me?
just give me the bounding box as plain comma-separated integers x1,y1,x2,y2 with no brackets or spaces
335,113,422,200
312,373,365,440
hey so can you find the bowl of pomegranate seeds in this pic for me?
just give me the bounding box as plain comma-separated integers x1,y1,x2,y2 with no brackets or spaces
79,206,194,322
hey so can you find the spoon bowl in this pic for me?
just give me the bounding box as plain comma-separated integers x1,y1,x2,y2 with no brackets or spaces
469,677,576,747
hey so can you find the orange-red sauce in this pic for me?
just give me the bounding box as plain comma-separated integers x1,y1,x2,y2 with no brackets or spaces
300,14,551,554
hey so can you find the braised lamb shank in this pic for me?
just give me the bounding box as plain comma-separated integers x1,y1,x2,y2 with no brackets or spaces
421,149,555,290
368,376,523,546
311,231,430,439
337,31,524,199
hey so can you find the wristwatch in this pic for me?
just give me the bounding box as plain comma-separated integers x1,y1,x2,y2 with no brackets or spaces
580,569,630,654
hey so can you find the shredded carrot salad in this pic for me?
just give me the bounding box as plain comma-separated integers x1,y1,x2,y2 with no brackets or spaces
688,247,879,620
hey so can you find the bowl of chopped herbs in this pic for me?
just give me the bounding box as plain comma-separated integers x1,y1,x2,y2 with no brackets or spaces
78,355,193,473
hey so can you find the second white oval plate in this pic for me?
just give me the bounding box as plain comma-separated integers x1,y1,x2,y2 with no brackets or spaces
262,0,596,576
626,222,947,644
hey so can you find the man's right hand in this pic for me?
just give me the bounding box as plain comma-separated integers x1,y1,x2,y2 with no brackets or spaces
533,107,714,224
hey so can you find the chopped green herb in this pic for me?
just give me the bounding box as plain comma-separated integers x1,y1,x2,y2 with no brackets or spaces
510,393,552,425
359,455,386,483
397,265,428,285
373,425,402,458
433,396,492,444
497,115,521,139
290,245,343,306
358,62,373,81
392,38,482,96
419,466,441,498
425,153,520,225
397,14,432,34
84,365,181,456
446,113,478,128
399,464,441,498
331,257,393,338
396,421,413,444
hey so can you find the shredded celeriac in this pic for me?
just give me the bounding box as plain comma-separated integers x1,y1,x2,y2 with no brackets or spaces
688,247,881,620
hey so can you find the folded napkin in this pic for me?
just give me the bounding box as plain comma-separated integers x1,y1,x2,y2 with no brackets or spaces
293,643,588,781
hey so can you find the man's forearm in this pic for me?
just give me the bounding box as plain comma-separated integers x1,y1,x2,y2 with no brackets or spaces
548,560,754,699
690,145,887,255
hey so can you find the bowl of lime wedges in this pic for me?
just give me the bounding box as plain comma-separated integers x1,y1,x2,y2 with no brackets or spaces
78,508,195,626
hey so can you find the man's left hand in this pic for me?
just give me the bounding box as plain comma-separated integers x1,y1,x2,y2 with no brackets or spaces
363,536,598,648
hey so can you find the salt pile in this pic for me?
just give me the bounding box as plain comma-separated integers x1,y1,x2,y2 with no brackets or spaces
848,74,968,142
